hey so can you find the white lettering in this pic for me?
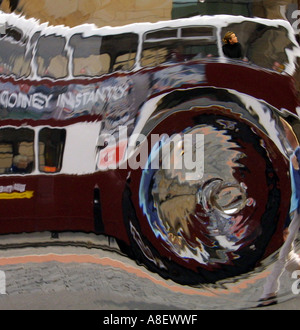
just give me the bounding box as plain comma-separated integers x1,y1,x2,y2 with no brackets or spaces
291,270,300,295
8,93,18,108
18,93,32,108
0,91,53,111
0,184,26,193
58,92,75,109
0,90,9,107
0,83,128,113
57,84,129,109
97,126,204,180
147,314,197,325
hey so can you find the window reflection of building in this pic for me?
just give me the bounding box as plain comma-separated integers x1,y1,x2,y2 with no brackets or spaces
70,33,138,77
142,26,218,67
35,35,68,79
0,26,32,78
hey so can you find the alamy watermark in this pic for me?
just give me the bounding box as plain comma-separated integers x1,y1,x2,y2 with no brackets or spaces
0,270,5,295
97,126,204,181
291,270,300,295
292,10,300,34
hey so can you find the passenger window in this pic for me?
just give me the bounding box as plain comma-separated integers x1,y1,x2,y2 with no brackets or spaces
70,34,110,77
0,26,32,78
141,26,217,67
141,46,170,67
181,26,215,38
113,52,136,71
73,53,110,76
0,128,34,174
35,35,68,79
38,128,66,173
145,28,178,40
221,22,294,71
70,33,138,76
101,33,138,72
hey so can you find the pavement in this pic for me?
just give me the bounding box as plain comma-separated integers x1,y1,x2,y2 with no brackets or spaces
0,232,298,310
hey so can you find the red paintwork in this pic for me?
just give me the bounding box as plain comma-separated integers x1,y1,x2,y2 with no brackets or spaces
0,60,298,251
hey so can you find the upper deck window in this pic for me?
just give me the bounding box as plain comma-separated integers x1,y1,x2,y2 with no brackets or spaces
70,32,138,77
35,35,68,79
70,34,109,77
221,22,294,71
0,26,32,78
141,26,217,67
181,26,215,38
102,33,138,72
145,28,178,41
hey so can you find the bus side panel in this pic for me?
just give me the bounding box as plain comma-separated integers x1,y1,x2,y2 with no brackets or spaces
0,170,130,243
206,62,300,114
0,174,95,234
97,169,130,245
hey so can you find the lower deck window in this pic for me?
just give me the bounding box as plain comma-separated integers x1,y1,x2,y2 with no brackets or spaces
0,127,66,175
39,128,66,173
0,128,34,174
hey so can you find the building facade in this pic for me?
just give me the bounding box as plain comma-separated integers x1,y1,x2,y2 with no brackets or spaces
0,0,299,28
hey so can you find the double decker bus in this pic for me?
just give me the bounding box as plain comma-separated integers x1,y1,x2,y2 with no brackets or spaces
0,12,299,285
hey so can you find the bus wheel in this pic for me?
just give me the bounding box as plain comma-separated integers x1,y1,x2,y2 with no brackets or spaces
122,108,290,285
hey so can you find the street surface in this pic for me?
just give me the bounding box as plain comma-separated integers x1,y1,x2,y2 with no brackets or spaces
0,232,298,310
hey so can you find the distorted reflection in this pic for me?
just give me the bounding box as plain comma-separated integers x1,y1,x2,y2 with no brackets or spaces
0,128,34,174
141,26,218,67
0,6,298,309
0,25,32,78
259,117,300,307
35,34,68,79
221,21,294,71
141,123,256,265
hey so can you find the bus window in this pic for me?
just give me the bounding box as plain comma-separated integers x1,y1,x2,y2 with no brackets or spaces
35,35,68,79
0,26,32,78
142,28,178,67
70,34,110,77
0,128,34,174
221,22,294,71
145,28,178,40
181,26,215,38
101,33,138,72
38,128,66,173
141,26,217,67
141,44,170,67
113,52,136,72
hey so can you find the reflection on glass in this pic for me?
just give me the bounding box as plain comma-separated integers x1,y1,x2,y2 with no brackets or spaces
39,128,66,173
221,22,294,71
0,26,32,78
70,32,138,76
101,33,138,72
142,26,218,67
70,34,108,77
143,124,251,265
35,35,68,79
0,128,34,174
